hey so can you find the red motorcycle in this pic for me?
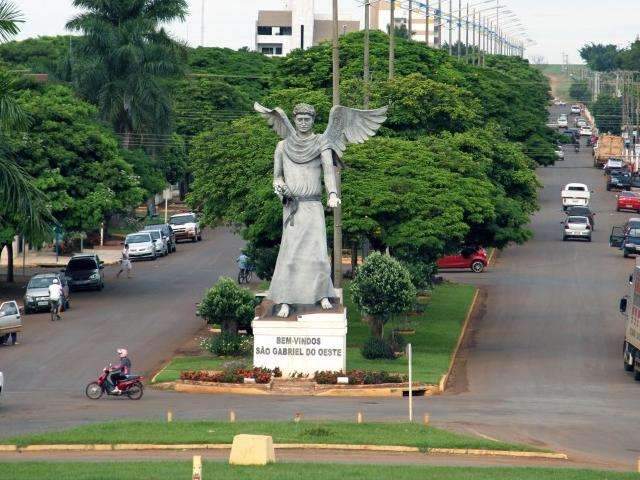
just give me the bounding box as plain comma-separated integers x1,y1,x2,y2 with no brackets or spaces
85,366,144,400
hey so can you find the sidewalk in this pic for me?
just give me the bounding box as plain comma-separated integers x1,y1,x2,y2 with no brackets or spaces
0,247,122,269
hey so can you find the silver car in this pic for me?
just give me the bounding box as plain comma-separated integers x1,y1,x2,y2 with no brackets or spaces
125,232,157,260
24,273,70,314
562,216,592,242
143,229,169,257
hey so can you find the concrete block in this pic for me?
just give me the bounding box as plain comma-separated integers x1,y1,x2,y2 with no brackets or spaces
228,434,276,465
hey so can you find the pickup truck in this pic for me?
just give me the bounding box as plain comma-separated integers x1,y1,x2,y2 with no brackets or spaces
561,183,591,210
0,300,22,346
169,212,202,243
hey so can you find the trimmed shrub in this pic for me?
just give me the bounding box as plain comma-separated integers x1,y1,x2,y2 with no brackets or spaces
205,333,252,357
361,337,396,360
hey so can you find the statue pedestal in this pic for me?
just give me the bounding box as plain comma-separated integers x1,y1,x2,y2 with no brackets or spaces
252,306,347,377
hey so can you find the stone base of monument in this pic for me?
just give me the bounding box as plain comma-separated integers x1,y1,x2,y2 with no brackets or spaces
252,301,347,377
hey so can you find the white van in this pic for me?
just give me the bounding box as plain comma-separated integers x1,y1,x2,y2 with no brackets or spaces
561,183,591,210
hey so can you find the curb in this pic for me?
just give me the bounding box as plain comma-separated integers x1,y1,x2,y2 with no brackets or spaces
439,288,480,392
0,443,567,460
487,247,498,266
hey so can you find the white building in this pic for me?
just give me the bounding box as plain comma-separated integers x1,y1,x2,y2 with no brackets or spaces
256,0,360,57
371,0,437,45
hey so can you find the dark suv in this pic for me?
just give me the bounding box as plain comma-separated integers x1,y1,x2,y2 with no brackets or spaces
64,254,104,291
607,171,631,191
143,224,176,253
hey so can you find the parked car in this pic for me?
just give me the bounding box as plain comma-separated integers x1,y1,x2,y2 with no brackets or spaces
0,300,21,346
561,183,591,210
562,216,592,242
565,206,596,230
143,224,176,253
64,254,105,291
437,246,487,273
169,213,202,243
125,232,157,260
576,118,587,128
617,191,640,212
555,145,565,160
580,126,593,136
570,104,582,115
621,228,640,257
629,175,640,191
24,273,70,313
610,219,640,248
143,229,168,257
607,171,632,191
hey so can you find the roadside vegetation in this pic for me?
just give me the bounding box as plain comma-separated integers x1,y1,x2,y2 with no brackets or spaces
4,420,536,451
2,463,636,480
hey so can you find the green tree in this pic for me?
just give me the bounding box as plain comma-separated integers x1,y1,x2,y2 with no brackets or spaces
0,0,22,42
592,95,622,135
0,35,73,78
615,40,640,71
350,252,416,339
66,0,188,149
569,80,591,103
199,277,255,336
579,43,619,71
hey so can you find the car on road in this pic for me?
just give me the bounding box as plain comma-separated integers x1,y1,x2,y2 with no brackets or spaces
64,254,105,291
562,216,592,242
617,191,640,212
24,273,70,313
603,158,624,175
580,125,593,136
620,229,640,257
554,145,565,160
557,115,568,128
143,224,176,253
0,300,22,346
565,206,596,229
561,183,591,210
610,219,640,248
169,213,202,243
143,229,169,257
570,104,581,114
575,118,587,128
125,232,158,260
606,171,631,191
437,246,487,273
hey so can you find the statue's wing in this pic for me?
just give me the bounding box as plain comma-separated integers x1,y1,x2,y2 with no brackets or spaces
322,105,388,159
254,102,295,139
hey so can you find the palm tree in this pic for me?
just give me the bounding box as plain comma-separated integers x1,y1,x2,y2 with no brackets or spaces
0,0,52,281
66,0,188,149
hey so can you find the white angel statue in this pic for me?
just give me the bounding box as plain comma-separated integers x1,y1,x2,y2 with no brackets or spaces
254,101,387,318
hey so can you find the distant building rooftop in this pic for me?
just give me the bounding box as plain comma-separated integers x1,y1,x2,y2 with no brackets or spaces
257,10,293,27
313,19,360,45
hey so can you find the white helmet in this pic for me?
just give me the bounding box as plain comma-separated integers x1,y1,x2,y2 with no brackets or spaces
116,348,128,358
52,278,59,284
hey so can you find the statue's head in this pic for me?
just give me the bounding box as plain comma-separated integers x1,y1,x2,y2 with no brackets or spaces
293,103,316,134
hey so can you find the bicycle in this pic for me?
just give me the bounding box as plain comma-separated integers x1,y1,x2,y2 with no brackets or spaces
50,300,61,322
237,266,254,284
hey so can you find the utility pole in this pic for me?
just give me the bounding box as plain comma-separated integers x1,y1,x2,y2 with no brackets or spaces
408,0,412,41
332,0,342,288
436,0,442,48
457,0,461,58
495,0,499,54
465,3,469,62
389,0,395,79
364,0,370,109
448,0,453,55
200,0,205,46
471,9,476,64
425,0,430,45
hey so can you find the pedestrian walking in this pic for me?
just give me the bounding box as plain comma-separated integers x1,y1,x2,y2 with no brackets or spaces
116,244,132,278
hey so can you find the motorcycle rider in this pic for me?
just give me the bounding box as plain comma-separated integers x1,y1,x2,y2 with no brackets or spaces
107,348,132,394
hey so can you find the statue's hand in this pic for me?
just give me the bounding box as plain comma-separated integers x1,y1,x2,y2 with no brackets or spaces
327,193,341,208
274,182,291,198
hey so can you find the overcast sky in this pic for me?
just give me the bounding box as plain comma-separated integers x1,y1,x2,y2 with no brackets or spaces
13,0,640,64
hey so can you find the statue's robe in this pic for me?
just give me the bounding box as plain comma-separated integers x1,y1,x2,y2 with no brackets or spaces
267,133,338,306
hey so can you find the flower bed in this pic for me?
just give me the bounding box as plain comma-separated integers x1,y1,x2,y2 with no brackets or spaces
180,367,281,384
314,370,407,385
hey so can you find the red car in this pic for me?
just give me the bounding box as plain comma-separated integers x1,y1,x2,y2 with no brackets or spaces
437,247,488,273
617,191,640,212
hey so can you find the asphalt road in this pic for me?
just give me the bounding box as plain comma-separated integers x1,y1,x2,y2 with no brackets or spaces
1,107,638,470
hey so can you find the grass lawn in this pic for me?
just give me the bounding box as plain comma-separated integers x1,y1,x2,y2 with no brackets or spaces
1,462,636,480
5,421,532,452
344,282,477,384
154,282,476,385
152,356,232,383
